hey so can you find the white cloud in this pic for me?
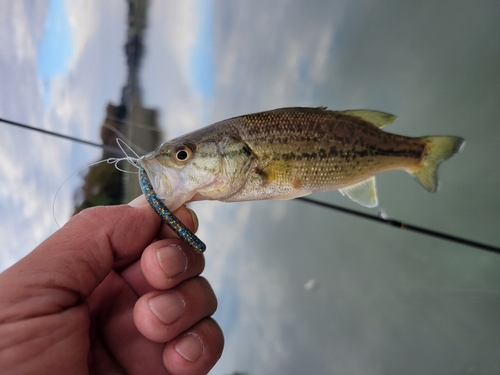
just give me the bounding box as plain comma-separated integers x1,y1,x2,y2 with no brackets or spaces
49,0,126,139
148,0,198,82
0,1,48,62
11,2,38,61
0,129,65,268
65,0,99,64
210,0,349,123
141,0,205,139
0,1,51,268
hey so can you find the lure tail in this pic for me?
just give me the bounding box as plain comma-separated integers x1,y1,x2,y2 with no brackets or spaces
412,136,465,192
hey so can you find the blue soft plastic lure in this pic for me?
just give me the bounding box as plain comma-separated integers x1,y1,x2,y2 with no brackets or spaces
138,167,206,253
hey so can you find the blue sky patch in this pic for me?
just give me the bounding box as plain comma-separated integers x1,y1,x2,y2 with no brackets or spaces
37,0,73,105
189,0,215,99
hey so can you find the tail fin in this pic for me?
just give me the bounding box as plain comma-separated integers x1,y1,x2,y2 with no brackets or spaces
413,136,465,192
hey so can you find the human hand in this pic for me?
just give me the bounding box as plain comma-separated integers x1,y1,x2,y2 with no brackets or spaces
0,197,223,375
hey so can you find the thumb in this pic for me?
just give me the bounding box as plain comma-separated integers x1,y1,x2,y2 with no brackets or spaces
0,204,161,322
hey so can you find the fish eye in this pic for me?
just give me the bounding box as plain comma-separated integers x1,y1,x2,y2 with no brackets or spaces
173,145,193,163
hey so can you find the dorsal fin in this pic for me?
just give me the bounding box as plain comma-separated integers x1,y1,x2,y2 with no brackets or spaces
340,110,397,128
339,176,378,207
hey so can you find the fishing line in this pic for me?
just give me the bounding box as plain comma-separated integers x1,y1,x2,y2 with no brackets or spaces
115,138,141,162
106,115,162,133
52,156,140,228
2,116,500,255
102,120,148,155
52,158,112,228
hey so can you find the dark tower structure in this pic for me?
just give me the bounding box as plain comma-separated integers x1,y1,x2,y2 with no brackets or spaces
74,0,162,213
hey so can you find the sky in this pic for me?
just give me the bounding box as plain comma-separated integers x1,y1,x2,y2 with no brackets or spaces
189,0,215,99
37,0,73,106
0,0,127,267
1,1,500,374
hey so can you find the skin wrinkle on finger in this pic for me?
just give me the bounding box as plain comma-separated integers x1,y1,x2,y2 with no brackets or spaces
119,260,156,297
78,206,151,261
88,271,168,374
58,212,126,299
75,236,111,296
69,205,161,284
74,206,143,266
0,205,162,323
0,204,163,324
0,305,90,374
0,249,100,323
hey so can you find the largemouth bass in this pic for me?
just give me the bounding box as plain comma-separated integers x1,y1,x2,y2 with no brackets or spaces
139,107,464,211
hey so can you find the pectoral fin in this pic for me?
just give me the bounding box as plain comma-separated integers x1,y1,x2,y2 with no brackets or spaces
260,160,292,183
339,176,378,207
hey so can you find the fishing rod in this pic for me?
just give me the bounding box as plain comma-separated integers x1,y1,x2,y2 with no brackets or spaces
2,117,500,255
0,117,122,155
297,197,500,255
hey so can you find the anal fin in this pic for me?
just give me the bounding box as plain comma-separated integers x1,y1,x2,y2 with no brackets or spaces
339,176,378,207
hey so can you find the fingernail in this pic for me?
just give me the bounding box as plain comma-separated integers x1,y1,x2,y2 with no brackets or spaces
149,292,185,325
157,245,188,278
186,207,199,233
175,333,204,362
128,195,147,207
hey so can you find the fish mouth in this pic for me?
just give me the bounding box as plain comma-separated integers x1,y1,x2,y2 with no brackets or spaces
139,157,185,210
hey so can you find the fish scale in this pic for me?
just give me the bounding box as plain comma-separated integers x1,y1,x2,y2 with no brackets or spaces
226,109,424,192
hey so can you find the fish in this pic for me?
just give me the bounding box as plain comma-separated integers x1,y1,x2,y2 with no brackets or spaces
139,107,464,211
